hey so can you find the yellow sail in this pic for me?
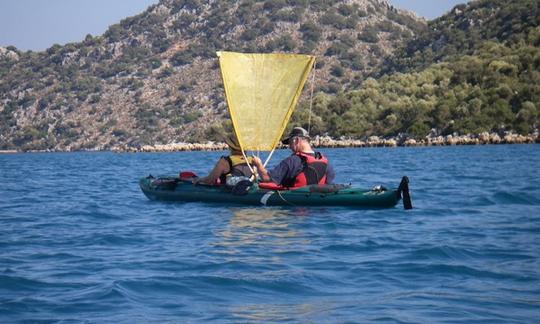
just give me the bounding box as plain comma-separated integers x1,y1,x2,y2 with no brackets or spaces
217,51,315,151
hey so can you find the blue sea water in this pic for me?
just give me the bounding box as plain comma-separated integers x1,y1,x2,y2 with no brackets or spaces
1,145,540,322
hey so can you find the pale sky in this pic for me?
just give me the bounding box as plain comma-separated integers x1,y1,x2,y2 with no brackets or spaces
0,0,468,51
389,0,468,19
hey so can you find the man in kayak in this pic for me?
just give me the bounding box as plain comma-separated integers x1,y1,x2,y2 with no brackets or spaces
193,135,255,185
253,127,335,187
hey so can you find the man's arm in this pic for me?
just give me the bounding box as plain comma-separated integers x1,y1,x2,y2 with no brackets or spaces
253,155,302,185
193,158,229,184
252,156,271,182
268,156,302,185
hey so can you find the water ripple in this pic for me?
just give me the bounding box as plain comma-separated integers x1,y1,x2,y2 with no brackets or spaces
1,146,539,322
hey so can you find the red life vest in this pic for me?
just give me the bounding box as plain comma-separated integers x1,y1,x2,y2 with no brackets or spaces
291,152,328,187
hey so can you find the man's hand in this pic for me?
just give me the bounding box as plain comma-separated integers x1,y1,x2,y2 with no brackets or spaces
252,156,262,167
251,156,270,182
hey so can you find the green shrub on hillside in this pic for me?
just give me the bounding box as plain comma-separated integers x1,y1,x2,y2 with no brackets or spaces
272,8,301,22
170,50,192,66
263,0,287,12
319,11,347,29
183,111,202,123
135,104,160,130
105,24,127,42
255,17,275,35
358,27,378,43
266,35,297,52
241,29,258,41
330,64,344,77
325,42,348,57
300,22,322,42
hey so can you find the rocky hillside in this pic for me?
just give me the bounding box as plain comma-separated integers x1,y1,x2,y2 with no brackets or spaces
0,0,424,151
374,0,539,76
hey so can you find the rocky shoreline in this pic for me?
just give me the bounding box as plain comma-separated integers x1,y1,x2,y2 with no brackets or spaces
124,132,540,152
1,132,538,154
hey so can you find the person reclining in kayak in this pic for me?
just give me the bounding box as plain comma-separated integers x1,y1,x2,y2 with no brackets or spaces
193,135,255,185
253,127,335,188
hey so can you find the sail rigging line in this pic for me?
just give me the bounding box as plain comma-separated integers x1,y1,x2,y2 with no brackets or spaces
307,60,317,134
240,147,257,181
276,190,296,206
263,146,276,168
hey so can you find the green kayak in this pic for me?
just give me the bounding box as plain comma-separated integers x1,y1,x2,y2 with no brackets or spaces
139,174,412,209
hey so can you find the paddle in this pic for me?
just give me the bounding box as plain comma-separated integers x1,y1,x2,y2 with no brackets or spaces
398,176,413,209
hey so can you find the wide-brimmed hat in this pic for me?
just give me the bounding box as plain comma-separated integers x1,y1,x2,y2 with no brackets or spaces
282,127,310,145
224,135,242,151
